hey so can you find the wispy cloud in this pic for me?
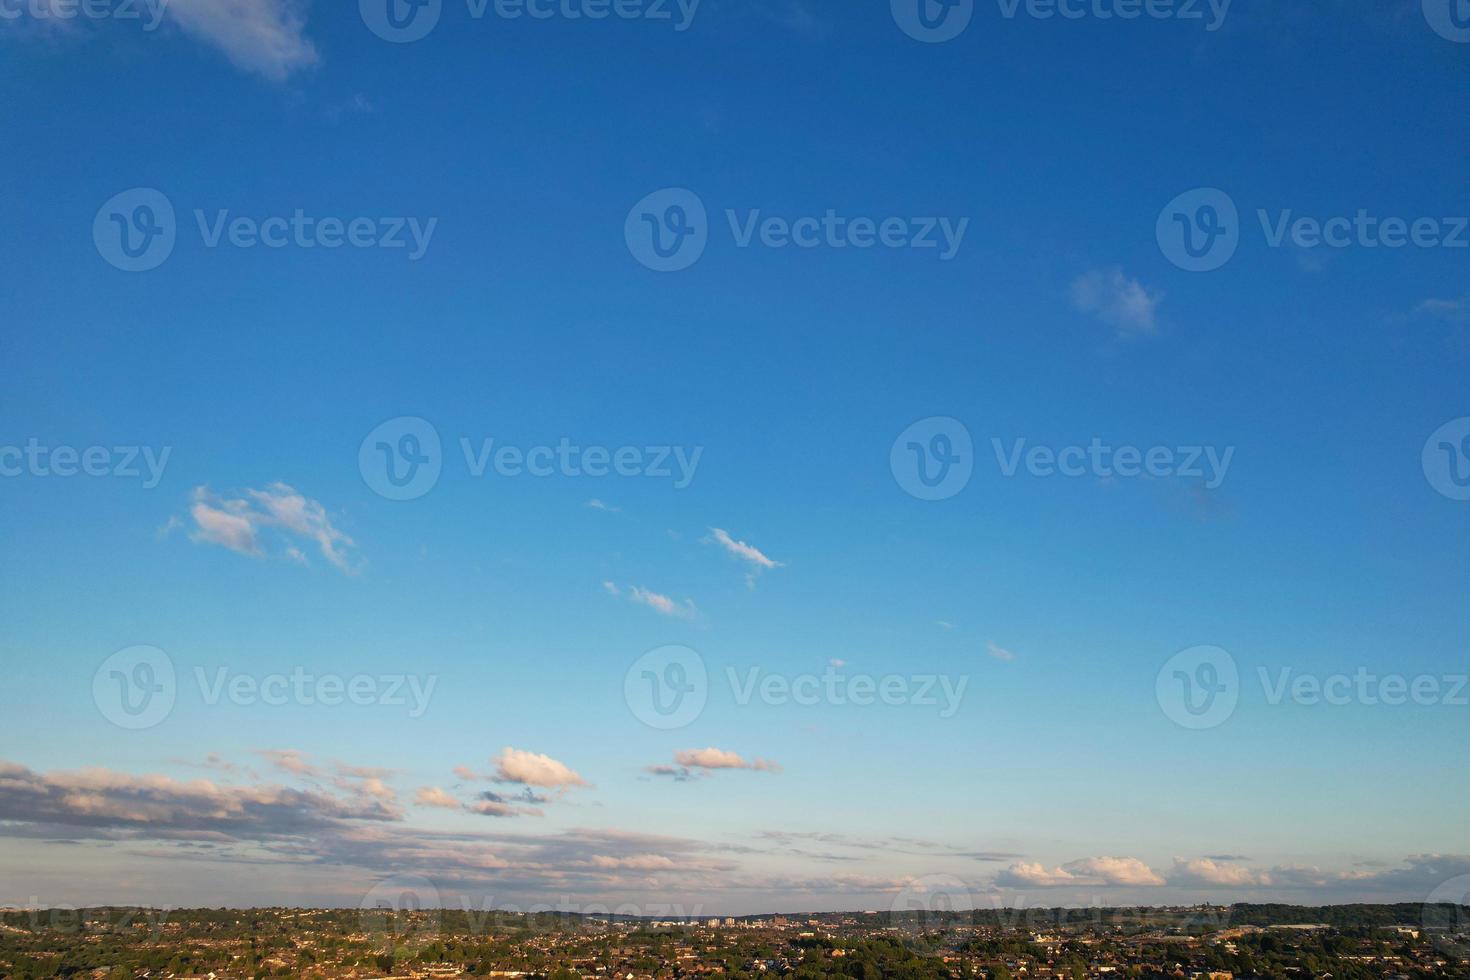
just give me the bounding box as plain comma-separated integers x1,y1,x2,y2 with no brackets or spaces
186,483,358,574
586,498,621,513
986,641,1017,661
604,582,698,619
164,0,319,82
1071,268,1162,337
648,748,782,781
706,527,783,587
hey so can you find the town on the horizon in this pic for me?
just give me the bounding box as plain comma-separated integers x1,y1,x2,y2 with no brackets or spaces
4,902,1468,979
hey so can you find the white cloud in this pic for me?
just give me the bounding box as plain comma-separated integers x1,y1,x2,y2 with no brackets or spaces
707,528,782,570
986,641,1017,661
253,748,319,777
186,484,358,574
1170,857,1274,887
414,787,462,810
936,620,956,630
163,0,318,82
492,748,588,789
999,856,1164,887
650,748,783,779
1070,268,1162,337
586,499,621,513
1414,297,1468,321
623,585,697,619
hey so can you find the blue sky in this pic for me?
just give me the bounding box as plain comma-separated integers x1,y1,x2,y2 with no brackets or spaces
1,0,1468,914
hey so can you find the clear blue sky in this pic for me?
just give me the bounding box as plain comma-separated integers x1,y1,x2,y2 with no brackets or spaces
1,0,1468,913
